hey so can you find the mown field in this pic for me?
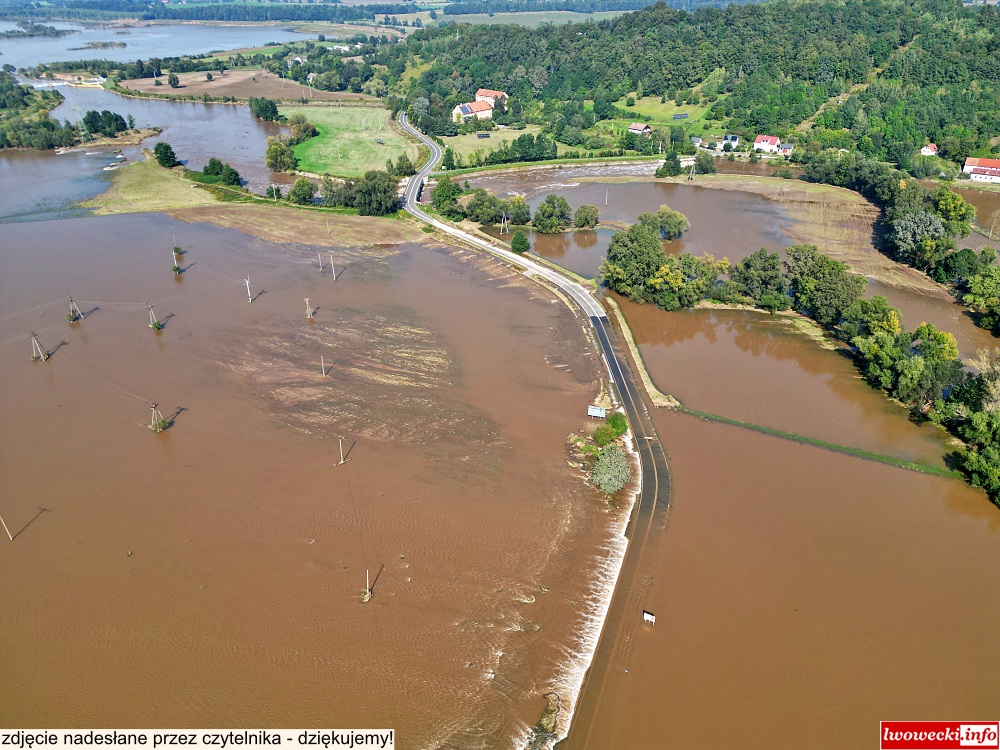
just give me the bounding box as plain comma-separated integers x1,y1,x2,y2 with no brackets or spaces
439,125,543,160
282,105,418,178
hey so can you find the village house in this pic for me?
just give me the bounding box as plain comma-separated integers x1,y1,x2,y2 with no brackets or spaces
475,88,508,108
691,136,703,147
963,157,1000,184
452,100,493,123
754,134,780,153
921,143,939,156
778,143,794,156
722,134,740,149
628,123,652,137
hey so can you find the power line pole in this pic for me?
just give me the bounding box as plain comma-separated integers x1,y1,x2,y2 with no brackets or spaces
30,331,49,362
0,512,12,541
245,274,252,303
305,298,314,319
149,403,167,432
68,298,84,323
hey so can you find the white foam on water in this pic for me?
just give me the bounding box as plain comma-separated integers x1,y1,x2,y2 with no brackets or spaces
526,427,641,749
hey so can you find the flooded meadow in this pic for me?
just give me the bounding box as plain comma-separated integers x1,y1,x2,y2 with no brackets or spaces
0,213,626,747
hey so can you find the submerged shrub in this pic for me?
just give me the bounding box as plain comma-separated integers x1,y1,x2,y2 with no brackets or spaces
591,445,631,495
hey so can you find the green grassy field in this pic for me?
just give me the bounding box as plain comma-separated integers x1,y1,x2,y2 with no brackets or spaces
596,94,729,143
440,125,543,160
281,105,419,178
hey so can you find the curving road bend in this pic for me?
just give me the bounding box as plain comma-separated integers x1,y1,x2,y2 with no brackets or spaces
399,113,672,748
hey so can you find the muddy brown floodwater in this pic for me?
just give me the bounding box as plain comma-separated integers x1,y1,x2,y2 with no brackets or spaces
472,168,1000,359
566,298,1000,749
0,212,629,748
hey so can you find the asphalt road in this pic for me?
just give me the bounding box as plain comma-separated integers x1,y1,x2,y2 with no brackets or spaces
398,113,672,748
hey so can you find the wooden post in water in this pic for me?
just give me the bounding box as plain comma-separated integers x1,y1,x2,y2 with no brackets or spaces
318,251,323,271
321,355,326,377
329,253,335,277
0,512,13,541
305,298,314,319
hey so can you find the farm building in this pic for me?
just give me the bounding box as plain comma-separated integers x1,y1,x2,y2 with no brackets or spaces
452,100,494,123
475,88,508,108
628,123,652,136
963,157,1000,184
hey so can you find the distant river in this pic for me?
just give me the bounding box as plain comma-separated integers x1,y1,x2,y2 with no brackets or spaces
0,86,286,222
0,21,309,70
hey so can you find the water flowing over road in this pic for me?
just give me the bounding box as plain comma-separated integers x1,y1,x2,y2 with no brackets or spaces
398,113,673,748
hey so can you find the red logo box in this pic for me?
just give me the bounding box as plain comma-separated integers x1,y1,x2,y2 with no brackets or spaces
881,722,1000,749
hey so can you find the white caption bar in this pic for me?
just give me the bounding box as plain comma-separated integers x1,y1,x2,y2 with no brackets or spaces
1,732,394,750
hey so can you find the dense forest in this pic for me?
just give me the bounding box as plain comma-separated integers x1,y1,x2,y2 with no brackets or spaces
441,0,758,14
0,71,76,149
391,0,998,162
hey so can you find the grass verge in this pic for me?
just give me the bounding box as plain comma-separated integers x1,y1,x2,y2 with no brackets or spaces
676,406,960,478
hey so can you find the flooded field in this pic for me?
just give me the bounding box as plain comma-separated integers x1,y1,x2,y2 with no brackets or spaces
0,86,286,222
0,21,309,69
0,213,624,747
472,166,999,358
565,300,1000,749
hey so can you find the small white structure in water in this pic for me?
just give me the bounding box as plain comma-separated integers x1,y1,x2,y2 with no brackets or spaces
642,610,656,625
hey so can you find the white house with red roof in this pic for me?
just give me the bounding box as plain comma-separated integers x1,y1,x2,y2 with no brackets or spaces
475,88,508,107
963,157,1000,184
628,123,652,136
453,100,494,123
920,143,939,156
754,135,780,153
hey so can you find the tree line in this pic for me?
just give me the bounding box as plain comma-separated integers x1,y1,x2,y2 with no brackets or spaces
602,209,1000,504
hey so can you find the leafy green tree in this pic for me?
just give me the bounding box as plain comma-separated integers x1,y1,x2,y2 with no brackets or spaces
264,137,296,172
890,210,947,267
606,411,628,435
511,230,530,254
431,174,462,216
353,170,400,216
441,146,456,170
249,96,280,121
465,189,503,224
219,163,241,186
784,244,866,327
206,72,213,81
167,72,179,88
591,444,631,495
153,141,178,168
203,156,223,176
320,176,336,206
533,194,573,233
964,267,1000,333
602,222,666,301
574,204,599,229
394,153,416,177
655,204,688,239
730,248,787,306
508,195,531,225
837,295,901,341
655,150,682,177
593,423,617,446
931,187,975,238
647,252,729,310
288,177,317,204
694,150,716,174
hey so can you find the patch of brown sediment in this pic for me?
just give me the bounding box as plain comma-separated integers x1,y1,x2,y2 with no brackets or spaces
0,214,621,747
661,175,946,293
167,204,425,247
226,308,499,446
119,69,376,103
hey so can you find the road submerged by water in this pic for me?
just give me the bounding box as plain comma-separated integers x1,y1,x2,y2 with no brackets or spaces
398,113,673,748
